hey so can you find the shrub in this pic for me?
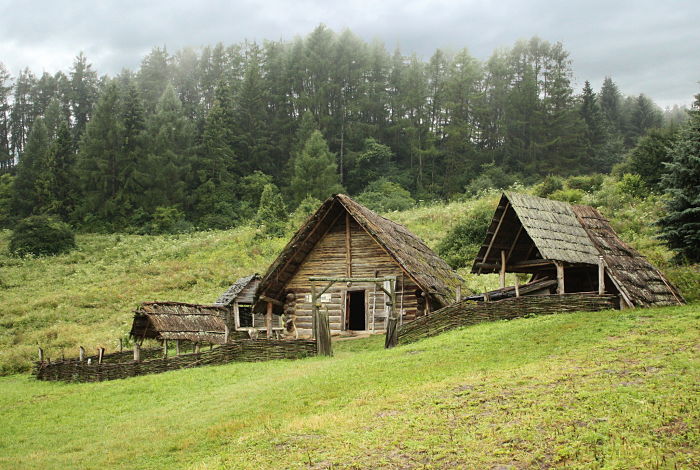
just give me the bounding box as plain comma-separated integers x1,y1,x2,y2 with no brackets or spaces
618,173,647,199
356,179,416,212
255,184,288,237
288,196,322,231
565,174,604,193
533,176,564,198
437,200,494,269
465,163,518,196
9,216,76,257
149,207,191,234
549,188,585,204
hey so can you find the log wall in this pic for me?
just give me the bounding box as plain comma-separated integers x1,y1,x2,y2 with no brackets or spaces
287,216,421,335
395,293,618,345
33,340,318,383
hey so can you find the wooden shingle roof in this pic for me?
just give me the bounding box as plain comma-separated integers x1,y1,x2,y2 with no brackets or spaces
130,301,228,343
214,274,260,306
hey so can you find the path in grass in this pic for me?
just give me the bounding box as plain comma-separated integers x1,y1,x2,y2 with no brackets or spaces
0,305,698,469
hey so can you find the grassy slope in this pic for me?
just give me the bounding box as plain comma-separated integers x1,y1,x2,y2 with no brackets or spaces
0,305,698,469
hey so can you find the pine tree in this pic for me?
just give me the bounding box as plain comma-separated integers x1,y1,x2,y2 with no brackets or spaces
658,93,700,262
137,46,171,114
255,183,287,237
12,118,49,217
9,68,36,155
47,121,76,220
69,52,98,141
291,130,344,204
579,80,610,172
0,63,12,170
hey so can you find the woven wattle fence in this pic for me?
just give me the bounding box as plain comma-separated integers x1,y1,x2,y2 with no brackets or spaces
33,339,318,383
395,293,618,345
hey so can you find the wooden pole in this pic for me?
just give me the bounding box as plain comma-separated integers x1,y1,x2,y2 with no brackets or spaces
598,256,605,295
499,250,507,289
515,278,520,298
176,339,181,355
79,346,85,362
265,302,273,339
194,342,200,354
456,285,462,303
38,347,44,362
98,348,104,364
345,212,352,278
311,282,318,340
479,202,510,274
133,342,140,362
163,340,168,358
556,262,565,295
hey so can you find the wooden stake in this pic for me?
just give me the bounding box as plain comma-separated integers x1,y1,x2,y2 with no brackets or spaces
38,347,44,362
133,342,140,362
515,279,520,298
176,339,181,355
163,340,168,358
194,342,200,354
79,346,85,362
598,256,605,295
345,212,352,278
499,250,507,289
556,262,565,295
98,348,104,364
265,302,273,339
456,285,462,303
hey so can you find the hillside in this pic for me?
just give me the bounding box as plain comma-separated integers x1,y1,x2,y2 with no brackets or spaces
0,305,698,469
1,188,699,374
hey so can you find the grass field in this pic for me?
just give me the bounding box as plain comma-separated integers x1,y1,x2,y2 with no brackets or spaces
0,304,698,469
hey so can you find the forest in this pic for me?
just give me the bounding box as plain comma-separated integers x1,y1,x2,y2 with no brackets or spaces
0,25,693,235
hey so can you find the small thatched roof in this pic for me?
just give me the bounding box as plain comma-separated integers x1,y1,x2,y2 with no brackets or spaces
472,192,684,308
572,204,684,307
256,194,463,308
214,274,260,306
130,301,229,343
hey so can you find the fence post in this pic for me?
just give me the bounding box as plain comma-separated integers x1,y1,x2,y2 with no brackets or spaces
384,280,398,349
316,309,332,356
38,347,44,363
176,339,181,355
598,256,606,295
163,339,168,358
79,346,85,362
133,342,141,362
98,348,104,364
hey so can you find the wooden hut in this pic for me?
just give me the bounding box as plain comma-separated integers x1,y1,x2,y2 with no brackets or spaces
214,274,263,330
254,194,463,336
471,192,684,308
130,301,230,344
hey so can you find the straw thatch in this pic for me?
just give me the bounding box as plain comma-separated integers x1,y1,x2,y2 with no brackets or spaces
130,301,229,343
256,194,463,309
215,274,260,306
573,204,684,307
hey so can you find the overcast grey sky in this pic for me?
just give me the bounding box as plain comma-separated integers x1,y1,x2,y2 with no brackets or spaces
1,0,698,108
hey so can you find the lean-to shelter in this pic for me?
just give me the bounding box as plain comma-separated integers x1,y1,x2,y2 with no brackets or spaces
471,192,684,308
254,194,463,335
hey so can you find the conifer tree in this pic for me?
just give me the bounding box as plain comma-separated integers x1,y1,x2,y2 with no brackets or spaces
12,118,49,217
658,93,700,262
255,183,287,237
291,130,344,204
47,121,76,220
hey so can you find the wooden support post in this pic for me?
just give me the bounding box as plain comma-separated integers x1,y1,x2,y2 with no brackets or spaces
265,302,273,339
311,283,318,340
224,324,230,344
209,343,213,351
455,285,462,303
515,279,520,298
79,346,85,362
133,342,140,362
316,309,332,356
556,262,565,295
499,250,507,289
176,339,181,355
598,256,605,295
194,342,200,354
163,340,168,358
38,347,44,362
98,347,104,364
345,212,352,278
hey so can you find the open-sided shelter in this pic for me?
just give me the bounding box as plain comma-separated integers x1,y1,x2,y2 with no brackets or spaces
471,192,684,308
254,194,463,336
130,301,230,344
214,274,261,329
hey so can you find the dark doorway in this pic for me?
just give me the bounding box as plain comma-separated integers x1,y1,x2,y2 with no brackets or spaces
347,291,366,330
238,305,253,327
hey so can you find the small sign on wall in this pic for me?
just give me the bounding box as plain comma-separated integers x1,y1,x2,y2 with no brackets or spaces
305,293,332,303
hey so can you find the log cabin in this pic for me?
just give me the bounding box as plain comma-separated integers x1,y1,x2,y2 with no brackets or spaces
471,192,684,308
254,194,464,336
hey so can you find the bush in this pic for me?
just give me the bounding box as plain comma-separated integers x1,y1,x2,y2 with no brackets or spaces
565,174,604,193
288,196,322,231
356,179,416,212
465,163,519,196
437,200,494,269
533,176,564,198
9,216,76,257
618,173,647,199
149,207,191,234
549,188,585,204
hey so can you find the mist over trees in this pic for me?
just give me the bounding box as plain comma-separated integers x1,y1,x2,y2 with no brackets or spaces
0,25,689,232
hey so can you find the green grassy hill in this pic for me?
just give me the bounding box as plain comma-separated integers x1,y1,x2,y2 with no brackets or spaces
0,305,698,469
1,187,698,374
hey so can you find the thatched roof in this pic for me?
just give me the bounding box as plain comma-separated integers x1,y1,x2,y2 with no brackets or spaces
256,194,463,308
130,301,229,343
472,192,684,308
572,204,684,307
214,274,260,306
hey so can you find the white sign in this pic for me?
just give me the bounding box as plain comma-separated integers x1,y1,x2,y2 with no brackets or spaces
305,293,332,303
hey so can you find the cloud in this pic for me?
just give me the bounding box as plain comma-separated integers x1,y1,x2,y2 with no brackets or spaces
0,0,697,106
